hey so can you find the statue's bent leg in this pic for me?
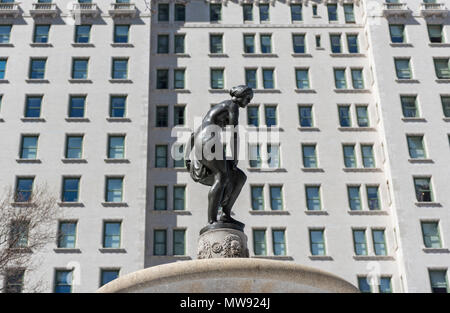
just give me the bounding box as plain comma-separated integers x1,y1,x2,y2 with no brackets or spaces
204,159,228,224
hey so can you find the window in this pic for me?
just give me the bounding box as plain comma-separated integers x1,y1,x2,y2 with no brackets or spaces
428,24,443,43
251,186,264,211
414,177,433,202
174,106,185,125
262,69,274,89
269,186,283,211
361,145,375,168
243,4,253,22
429,270,449,293
243,34,255,53
315,35,321,48
302,144,317,168
367,186,380,210
245,69,257,89
394,58,411,79
0,25,11,43
334,69,347,89
338,106,351,126
110,96,126,118
267,144,279,168
400,96,418,118
174,4,185,22
295,69,310,89
112,59,128,79
103,222,121,248
155,145,168,168
156,69,169,89
249,144,261,168
72,59,88,79
158,3,169,22
33,25,50,43
351,69,364,89
210,4,221,22
108,136,125,159
306,186,321,211
434,58,450,79
389,24,405,43
272,230,286,256
372,229,386,255
9,220,29,248
0,58,5,79
57,222,77,248
174,34,185,53
210,34,223,53
106,177,123,202
154,186,167,211
353,229,367,255
441,96,450,117
15,177,34,202
62,178,80,202
259,4,269,22
114,25,129,43
20,136,38,159
157,34,169,53
75,25,91,43
211,69,224,89
173,186,185,211
309,229,325,255
154,229,167,255
100,270,119,287
173,229,186,255
379,277,392,293
69,96,85,118
247,106,259,126
174,69,185,89
291,4,302,22
292,34,305,53
253,229,266,255
421,222,442,248
356,106,369,127
347,34,359,53
358,276,372,293
299,106,313,127
156,106,168,127
312,4,318,16
344,4,355,23
264,105,277,126
330,34,341,53
173,144,185,168
348,186,361,211
327,4,338,21
54,270,72,293
260,34,272,53
4,269,24,293
407,135,426,159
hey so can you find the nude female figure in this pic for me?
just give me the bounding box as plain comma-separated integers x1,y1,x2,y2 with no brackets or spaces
185,85,253,228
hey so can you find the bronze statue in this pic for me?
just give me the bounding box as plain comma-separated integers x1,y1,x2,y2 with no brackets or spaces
185,85,253,233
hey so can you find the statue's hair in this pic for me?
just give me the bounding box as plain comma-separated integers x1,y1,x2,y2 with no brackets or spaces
230,85,253,101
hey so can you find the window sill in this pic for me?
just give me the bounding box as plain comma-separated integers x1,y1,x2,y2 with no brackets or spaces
252,89,281,93
68,79,92,84
106,117,131,122
429,43,450,47
101,202,128,207
7,247,32,253
29,43,53,47
209,89,228,93
171,256,193,260
25,79,49,84
152,210,192,215
298,127,320,132
395,79,419,84
301,168,325,173
58,202,84,207
71,43,95,47
435,79,450,83
61,158,87,164
0,79,9,83
330,53,365,57
343,168,382,173
21,117,46,122
304,210,328,216
309,255,333,261
347,210,388,216
422,248,450,254
249,210,290,215
408,158,434,164
334,89,371,94
415,202,442,208
401,117,427,122
338,127,376,132
252,255,294,261
247,168,287,173
0,43,14,47
242,53,278,58
174,53,190,58
173,89,191,93
246,126,284,131
54,248,81,254
291,53,312,58
16,159,41,164
99,248,127,253
295,89,316,94
353,255,394,261
208,53,228,58
389,43,413,47
109,79,133,84
110,43,134,48
104,158,130,164
65,117,90,122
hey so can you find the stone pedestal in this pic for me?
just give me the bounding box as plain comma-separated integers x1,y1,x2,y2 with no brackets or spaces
197,227,249,259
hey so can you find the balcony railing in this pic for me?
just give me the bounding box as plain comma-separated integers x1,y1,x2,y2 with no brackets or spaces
70,3,99,17
109,3,137,18
30,3,58,17
0,2,20,17
382,3,410,17
420,3,447,17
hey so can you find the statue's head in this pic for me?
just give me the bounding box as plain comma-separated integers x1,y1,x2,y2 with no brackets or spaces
230,85,253,108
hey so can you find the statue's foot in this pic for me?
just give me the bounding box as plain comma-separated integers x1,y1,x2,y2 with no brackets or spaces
219,214,244,228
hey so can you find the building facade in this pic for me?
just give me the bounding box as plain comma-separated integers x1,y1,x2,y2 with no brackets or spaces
0,0,449,293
